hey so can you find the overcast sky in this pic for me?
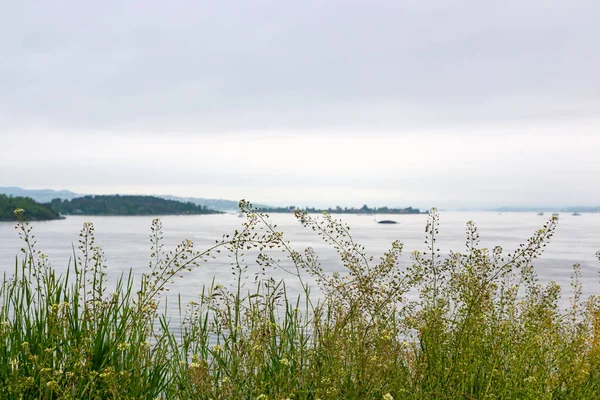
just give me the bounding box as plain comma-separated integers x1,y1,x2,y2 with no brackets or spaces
1,0,599,209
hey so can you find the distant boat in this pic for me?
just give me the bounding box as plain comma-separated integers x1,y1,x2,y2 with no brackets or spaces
377,220,398,224
537,212,544,216
572,212,582,216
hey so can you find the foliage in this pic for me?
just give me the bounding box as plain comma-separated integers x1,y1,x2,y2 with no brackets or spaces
47,195,223,216
0,194,61,221
1,204,599,399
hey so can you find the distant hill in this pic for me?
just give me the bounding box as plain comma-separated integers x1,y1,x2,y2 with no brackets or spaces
47,195,223,216
0,194,62,221
490,207,560,213
490,206,600,213
0,187,80,203
159,195,270,211
561,206,600,213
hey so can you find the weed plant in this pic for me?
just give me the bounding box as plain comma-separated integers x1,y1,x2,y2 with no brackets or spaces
1,204,599,399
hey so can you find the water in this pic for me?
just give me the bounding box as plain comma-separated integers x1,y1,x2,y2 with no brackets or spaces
0,212,598,316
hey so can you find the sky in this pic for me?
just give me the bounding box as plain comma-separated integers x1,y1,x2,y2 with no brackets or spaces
1,0,599,209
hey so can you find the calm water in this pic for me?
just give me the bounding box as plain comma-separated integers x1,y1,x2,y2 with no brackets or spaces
1,212,598,314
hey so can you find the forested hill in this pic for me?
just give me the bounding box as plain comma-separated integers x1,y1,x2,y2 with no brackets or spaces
47,195,223,216
0,194,62,221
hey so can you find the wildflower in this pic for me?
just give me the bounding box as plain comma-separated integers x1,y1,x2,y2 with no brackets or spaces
212,345,224,352
117,342,131,351
383,394,394,400
280,358,290,367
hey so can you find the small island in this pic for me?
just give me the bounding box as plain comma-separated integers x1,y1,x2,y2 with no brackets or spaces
257,204,424,214
47,195,223,216
0,194,62,221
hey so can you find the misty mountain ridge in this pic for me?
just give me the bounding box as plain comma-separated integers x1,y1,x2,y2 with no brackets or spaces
490,206,600,213
0,187,80,203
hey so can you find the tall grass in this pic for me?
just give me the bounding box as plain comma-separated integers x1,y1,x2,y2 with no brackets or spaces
1,204,599,399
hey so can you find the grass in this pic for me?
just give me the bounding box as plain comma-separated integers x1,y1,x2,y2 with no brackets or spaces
1,204,600,399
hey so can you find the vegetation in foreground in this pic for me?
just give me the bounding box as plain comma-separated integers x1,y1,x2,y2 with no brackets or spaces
0,194,61,221
1,203,600,399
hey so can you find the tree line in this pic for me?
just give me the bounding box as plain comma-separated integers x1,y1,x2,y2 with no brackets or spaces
48,195,223,216
0,194,61,221
257,204,423,214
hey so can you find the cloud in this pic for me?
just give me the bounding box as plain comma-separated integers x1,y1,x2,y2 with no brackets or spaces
1,0,598,133
1,1,599,207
